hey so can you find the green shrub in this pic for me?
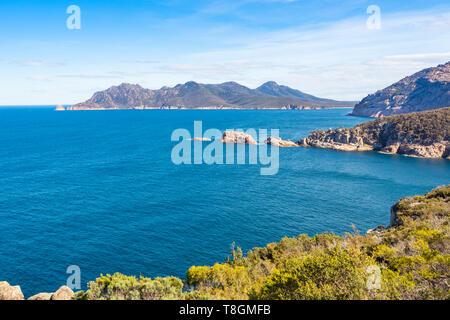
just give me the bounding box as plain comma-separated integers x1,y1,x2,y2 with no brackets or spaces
76,273,185,300
255,247,371,300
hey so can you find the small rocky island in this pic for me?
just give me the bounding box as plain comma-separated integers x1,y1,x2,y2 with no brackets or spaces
299,107,450,159
221,131,299,147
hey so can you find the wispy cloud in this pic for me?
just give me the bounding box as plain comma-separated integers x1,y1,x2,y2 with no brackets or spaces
122,60,161,64
56,74,122,79
18,60,64,67
150,7,450,100
200,0,298,15
2,2,450,104
27,76,51,81
384,52,450,61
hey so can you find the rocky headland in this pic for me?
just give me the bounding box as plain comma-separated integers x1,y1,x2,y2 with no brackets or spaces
299,107,450,159
350,61,450,117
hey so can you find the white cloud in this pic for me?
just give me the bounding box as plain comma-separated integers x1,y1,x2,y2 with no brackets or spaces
384,52,450,61
143,7,450,100
57,74,122,79
18,60,64,67
2,5,450,104
122,60,161,64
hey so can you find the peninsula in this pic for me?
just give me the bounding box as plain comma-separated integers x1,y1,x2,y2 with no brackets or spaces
299,107,450,159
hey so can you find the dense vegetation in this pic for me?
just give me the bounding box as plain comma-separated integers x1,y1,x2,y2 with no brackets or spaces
75,186,450,300
356,107,450,146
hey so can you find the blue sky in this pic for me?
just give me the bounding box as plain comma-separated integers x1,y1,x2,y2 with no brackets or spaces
1,0,450,105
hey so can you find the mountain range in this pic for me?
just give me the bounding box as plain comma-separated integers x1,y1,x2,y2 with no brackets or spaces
69,61,450,114
351,61,450,117
70,81,356,110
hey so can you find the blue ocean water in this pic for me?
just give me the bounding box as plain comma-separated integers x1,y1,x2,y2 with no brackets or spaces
0,107,449,297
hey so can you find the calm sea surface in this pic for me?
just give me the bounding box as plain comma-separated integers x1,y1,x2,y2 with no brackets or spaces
0,107,449,297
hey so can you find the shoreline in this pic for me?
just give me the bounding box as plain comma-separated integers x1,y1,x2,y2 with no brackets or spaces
60,106,354,111
298,140,450,159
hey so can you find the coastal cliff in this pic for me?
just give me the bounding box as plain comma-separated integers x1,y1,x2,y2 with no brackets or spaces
300,107,450,159
350,61,450,117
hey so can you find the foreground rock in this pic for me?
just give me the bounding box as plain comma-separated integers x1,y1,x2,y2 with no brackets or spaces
350,61,450,117
28,292,53,300
299,108,450,159
0,281,24,300
51,286,74,300
222,131,257,144
27,286,74,301
264,137,299,147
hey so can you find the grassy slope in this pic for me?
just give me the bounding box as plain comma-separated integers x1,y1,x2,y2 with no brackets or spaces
75,186,450,300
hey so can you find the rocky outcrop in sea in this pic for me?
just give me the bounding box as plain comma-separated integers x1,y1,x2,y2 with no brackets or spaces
265,137,299,147
222,131,258,144
221,131,300,147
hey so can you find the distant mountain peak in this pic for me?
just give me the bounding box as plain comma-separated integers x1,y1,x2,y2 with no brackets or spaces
260,81,279,87
184,81,198,86
351,61,450,117
220,81,242,86
116,83,142,88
